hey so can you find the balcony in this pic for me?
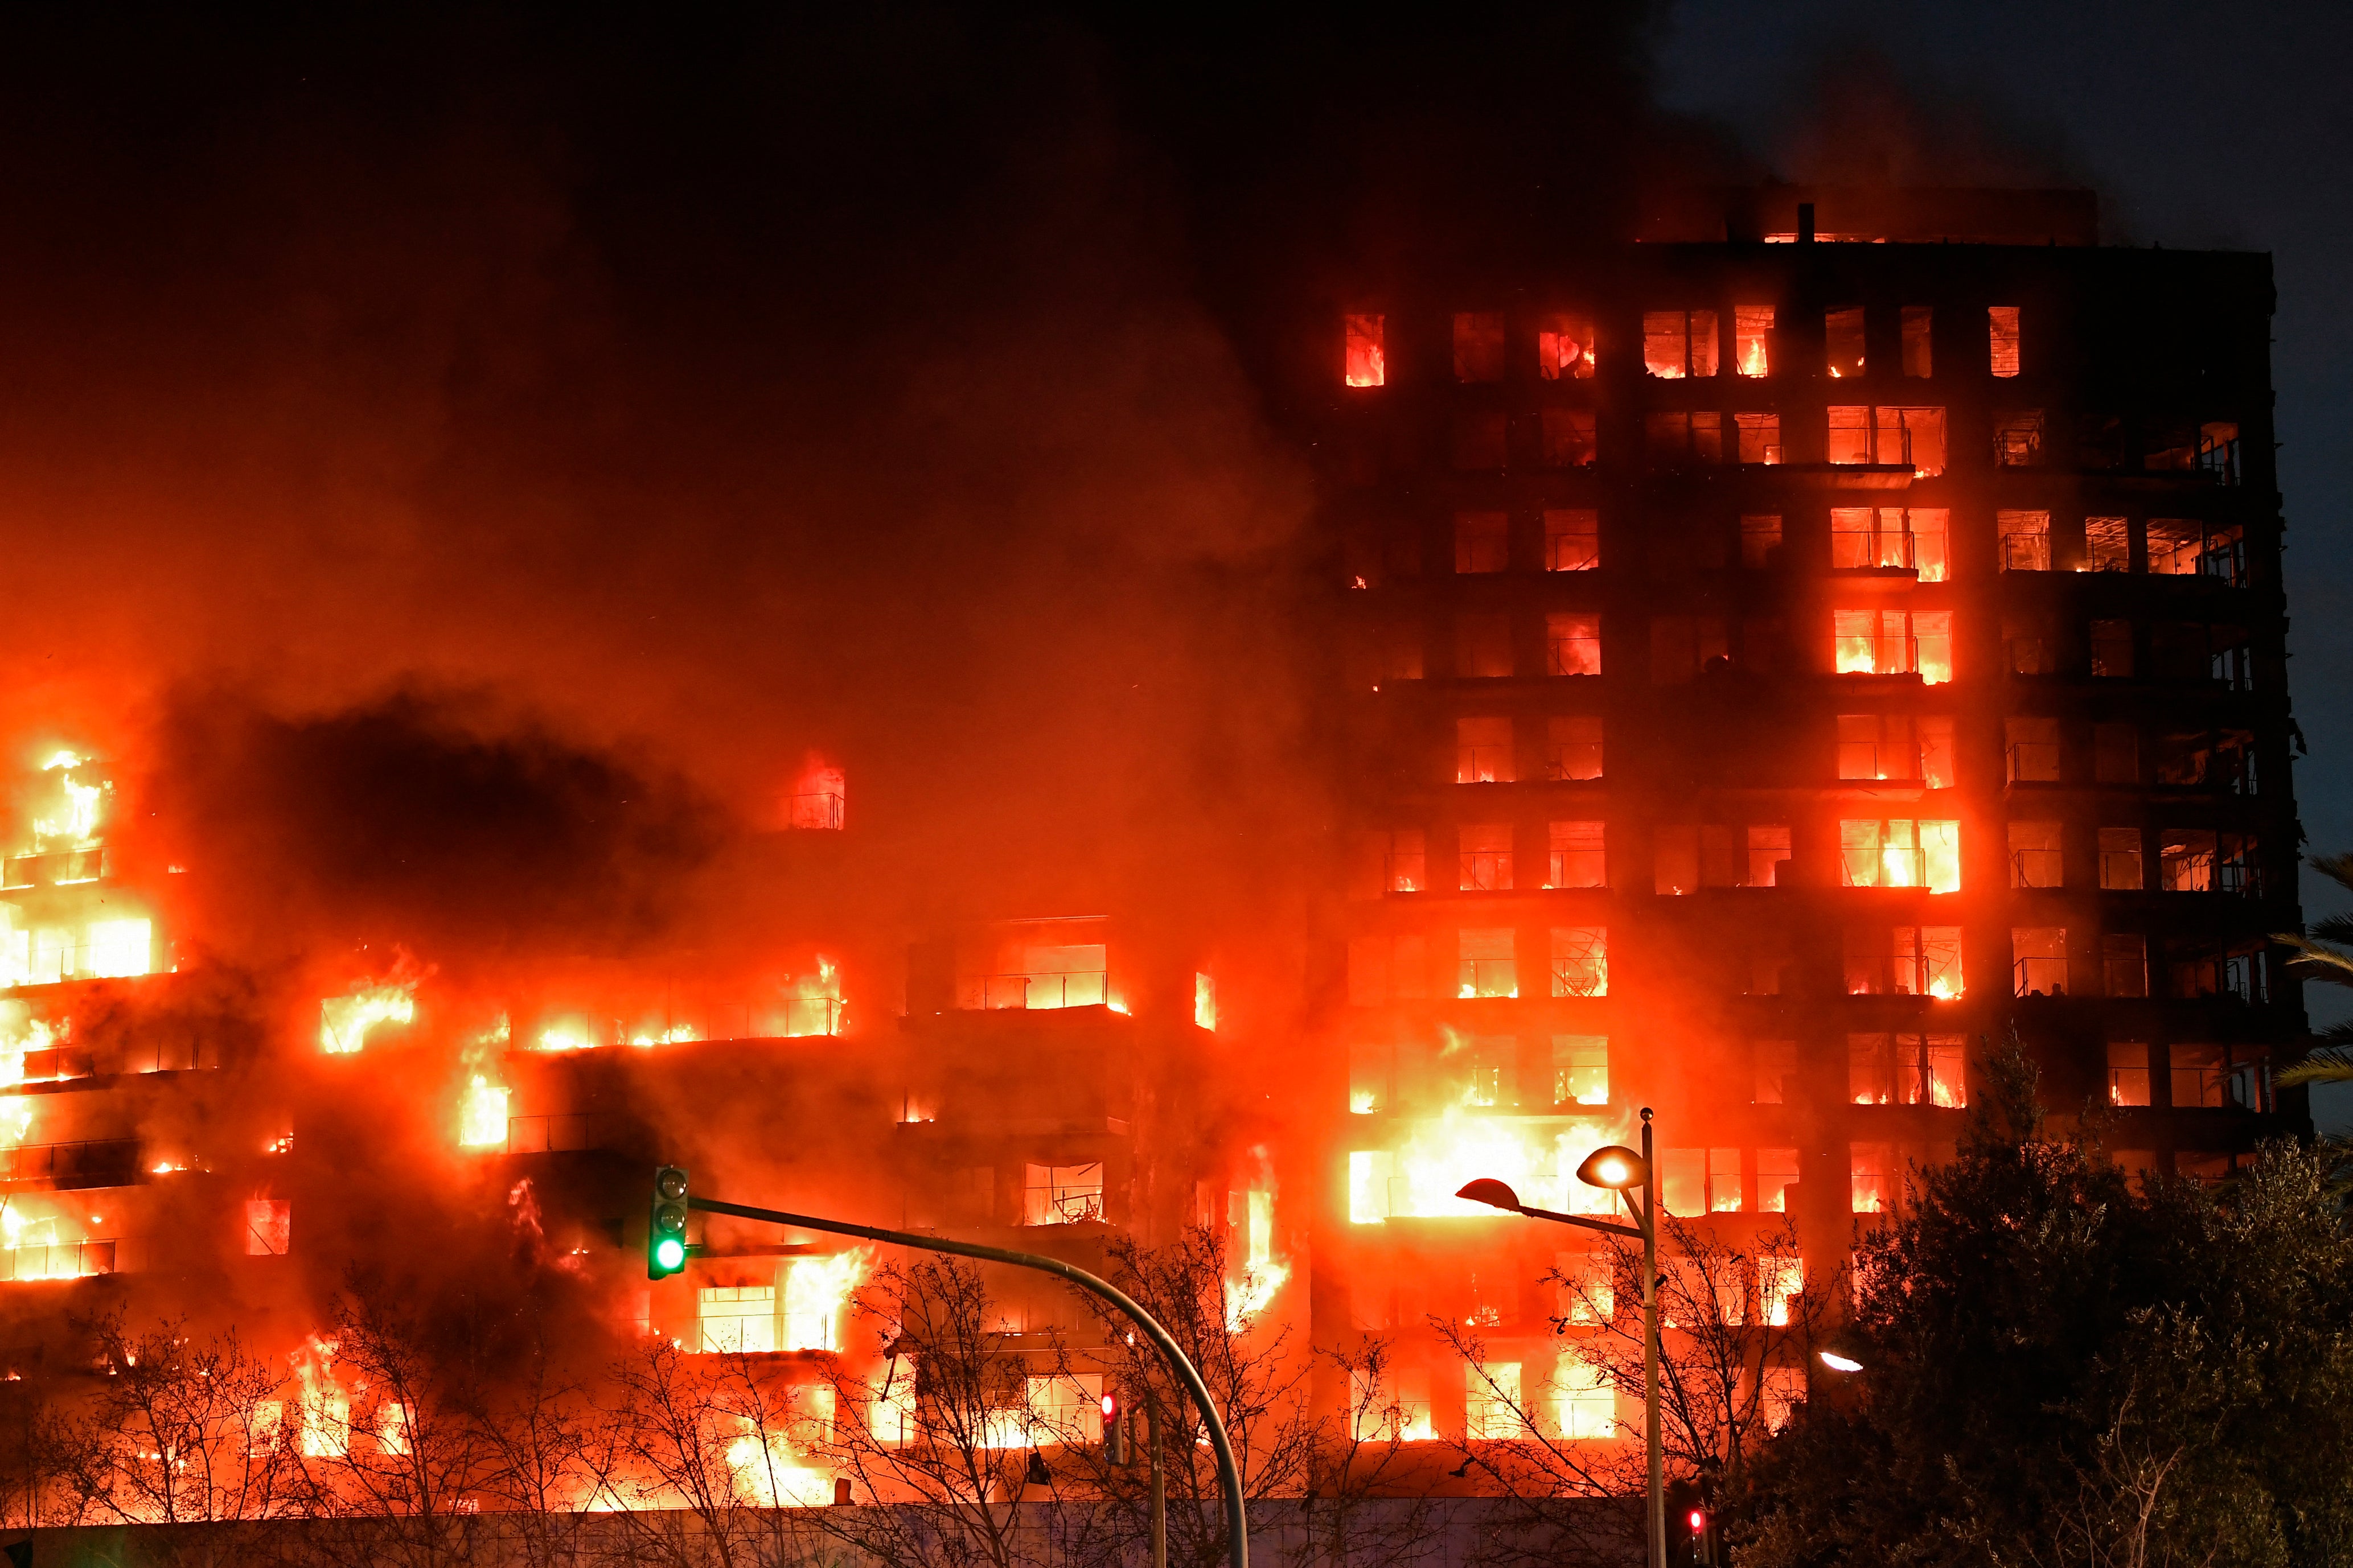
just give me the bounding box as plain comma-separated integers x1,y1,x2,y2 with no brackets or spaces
956,972,1110,1011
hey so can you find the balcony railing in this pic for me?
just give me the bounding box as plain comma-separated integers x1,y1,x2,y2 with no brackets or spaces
955,972,1110,1011
2014,957,2068,997
1459,852,1512,892
0,1238,114,1281
1841,847,1924,888
2009,850,2062,889
1,847,108,890
0,1139,142,1190
2006,743,2062,783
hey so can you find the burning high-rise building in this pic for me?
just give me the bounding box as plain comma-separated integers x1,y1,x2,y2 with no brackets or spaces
1307,185,2306,1441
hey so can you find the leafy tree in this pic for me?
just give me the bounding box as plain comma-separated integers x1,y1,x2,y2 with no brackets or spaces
1731,1036,2353,1568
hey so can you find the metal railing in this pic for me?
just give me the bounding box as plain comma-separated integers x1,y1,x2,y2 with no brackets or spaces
1549,851,1605,888
1455,960,1519,999
1841,847,1924,888
1,847,108,890
0,1238,114,1281
789,792,845,830
1459,851,1512,892
955,972,1110,1011
2009,850,2062,888
1456,745,1512,783
2013,957,2068,997
0,1139,142,1189
2197,435,2241,486
2006,743,2062,783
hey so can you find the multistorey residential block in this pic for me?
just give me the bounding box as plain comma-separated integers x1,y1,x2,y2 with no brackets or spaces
1311,191,2308,1439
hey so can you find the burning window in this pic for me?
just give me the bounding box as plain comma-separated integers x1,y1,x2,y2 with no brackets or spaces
1547,821,1605,888
1458,1036,1515,1107
2084,516,2130,571
2012,928,2068,997
1545,715,1603,780
1825,406,1947,474
1748,825,1792,888
1849,1034,1895,1105
1660,1150,1705,1215
2146,518,2202,576
1453,312,1506,382
788,764,846,830
1825,307,1865,379
2006,717,2062,783
2104,935,2148,998
2099,828,2144,891
1997,510,2051,571
1452,411,1508,470
1895,926,1963,998
1554,1352,1615,1439
2090,619,2133,678
1467,1363,1526,1440
1735,306,1773,376
2106,1043,2151,1106
1758,1148,1799,1215
1833,608,1952,681
1553,1035,1607,1105
1754,1042,1797,1105
1194,973,1217,1031
1343,314,1385,387
1537,312,1596,379
1829,507,1948,579
245,1199,290,1256
1549,927,1606,998
2170,1044,2227,1109
1850,1143,1893,1215
1644,309,1718,377
2009,821,2062,888
2159,829,2216,892
1459,825,1513,891
1649,616,1728,683
1349,1042,1390,1114
1456,612,1513,677
1022,1163,1104,1226
1709,1150,1743,1213
1454,511,1509,573
2095,723,2138,784
1382,829,1426,893
1457,928,1518,999
1838,820,1960,892
1540,408,1596,467
1456,718,1514,783
1546,612,1600,677
1993,410,2044,467
1853,1033,1965,1108
699,1286,778,1353
1987,306,2021,376
1741,513,1783,568
1543,508,1599,570
1644,411,1724,466
1836,714,1955,785
1347,935,1426,1004
2199,422,2242,485
1901,305,1932,377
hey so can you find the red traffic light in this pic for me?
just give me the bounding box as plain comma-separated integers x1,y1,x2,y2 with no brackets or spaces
1687,1509,1707,1532
1101,1391,1118,1419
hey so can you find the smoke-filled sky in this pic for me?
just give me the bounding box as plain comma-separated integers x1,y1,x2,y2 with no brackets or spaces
0,3,2342,1023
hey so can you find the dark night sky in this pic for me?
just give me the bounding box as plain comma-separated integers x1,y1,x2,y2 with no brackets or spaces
1650,0,2353,1111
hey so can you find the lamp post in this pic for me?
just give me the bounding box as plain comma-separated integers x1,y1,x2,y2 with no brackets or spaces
1457,1105,1664,1568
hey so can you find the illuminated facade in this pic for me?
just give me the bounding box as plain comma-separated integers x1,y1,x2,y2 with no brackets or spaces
1312,190,2307,1433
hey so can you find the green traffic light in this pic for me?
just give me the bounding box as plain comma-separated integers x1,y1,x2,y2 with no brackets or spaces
655,1235,686,1271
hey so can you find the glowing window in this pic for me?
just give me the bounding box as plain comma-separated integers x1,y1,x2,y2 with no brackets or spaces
245,1199,290,1257
1547,821,1605,888
1535,312,1595,380
2012,928,2068,997
1829,407,1947,474
1838,820,1960,892
1193,973,1217,1031
1753,1043,1796,1106
1557,1252,1613,1324
1348,1152,1394,1224
1547,613,1601,677
1382,829,1426,893
1549,927,1606,998
1545,716,1603,780
1348,1042,1389,1114
698,1286,777,1354
1833,609,1951,682
1022,1162,1104,1225
1988,306,2021,377
1849,1033,1895,1105
1554,1352,1615,1439
1733,412,1781,464
2085,516,2130,571
1993,410,2044,467
2170,1044,2227,1109
1540,408,1596,467
1849,1143,1893,1214
1894,927,1964,998
1457,928,1518,999
1759,1257,1804,1328
1998,510,2051,571
2106,1042,2151,1108
1343,314,1385,387
1553,1035,1607,1105
1734,306,1773,376
1660,1149,1705,1214
1453,311,1505,382
2099,829,2143,891
85,919,152,980
1456,718,1513,783
1825,307,1865,378
2161,830,2217,892
1709,1148,1743,1212
2009,821,2063,888
1757,1149,1800,1215
2146,518,2202,576
1543,508,1599,571
1459,825,1513,892
1644,308,1718,378
1467,1362,1525,1440
1746,825,1791,888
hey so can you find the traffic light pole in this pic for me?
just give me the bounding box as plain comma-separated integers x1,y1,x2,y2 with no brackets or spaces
688,1195,1248,1568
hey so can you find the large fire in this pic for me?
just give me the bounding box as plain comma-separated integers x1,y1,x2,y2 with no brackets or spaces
319,975,418,1054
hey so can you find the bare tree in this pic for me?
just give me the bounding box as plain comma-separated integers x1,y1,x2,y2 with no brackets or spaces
1436,1214,1834,1567
56,1308,296,1561
803,1253,1079,1568
476,1323,622,1568
1287,1335,1444,1568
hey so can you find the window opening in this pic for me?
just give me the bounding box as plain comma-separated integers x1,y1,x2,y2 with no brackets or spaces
2097,828,2143,891
1987,306,2021,377
1459,825,1513,891
1643,308,1718,378
2084,516,2130,572
1545,715,1603,780
2008,821,2062,888
1825,307,1865,379
1544,508,1599,571
1453,312,1506,383
1547,612,1601,677
1535,312,1595,380
1550,927,1607,998
1344,314,1385,388
2012,928,2067,997
1455,718,1513,784
1998,510,2051,571
1901,306,1933,377
1553,1035,1608,1106
1548,821,1606,888
1454,511,1509,573
1993,409,2044,467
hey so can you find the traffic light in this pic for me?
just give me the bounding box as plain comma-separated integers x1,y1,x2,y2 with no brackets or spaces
1666,1478,1715,1566
648,1166,689,1279
1100,1388,1129,1466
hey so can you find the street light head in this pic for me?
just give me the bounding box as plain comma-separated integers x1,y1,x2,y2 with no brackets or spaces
1819,1350,1864,1373
1576,1145,1647,1191
1454,1178,1523,1212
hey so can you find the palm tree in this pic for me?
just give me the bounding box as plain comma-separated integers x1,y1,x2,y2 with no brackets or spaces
2274,851,2353,1091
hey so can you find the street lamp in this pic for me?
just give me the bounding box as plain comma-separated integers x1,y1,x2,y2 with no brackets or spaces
1457,1105,1666,1568
1818,1350,1864,1374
